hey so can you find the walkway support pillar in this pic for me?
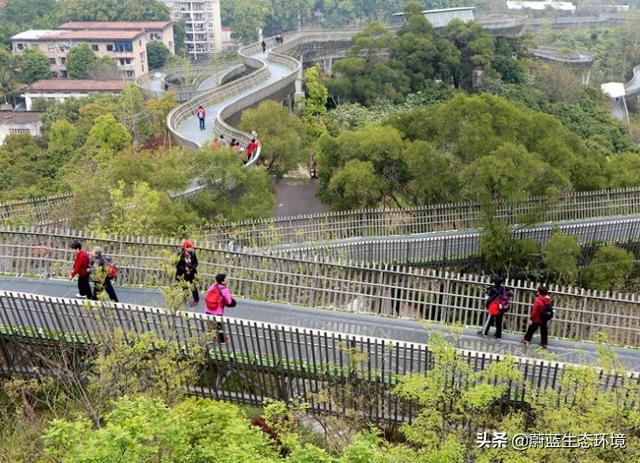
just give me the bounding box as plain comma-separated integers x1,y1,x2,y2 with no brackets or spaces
294,54,305,111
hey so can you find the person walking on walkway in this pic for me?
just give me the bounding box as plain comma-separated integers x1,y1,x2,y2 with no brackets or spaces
522,286,552,349
211,136,222,149
219,134,228,146
90,246,119,302
261,40,267,53
246,138,259,162
205,273,236,343
176,240,199,307
196,106,206,130
69,241,93,299
479,276,512,340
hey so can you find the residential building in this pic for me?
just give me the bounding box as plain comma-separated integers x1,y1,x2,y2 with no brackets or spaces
221,27,239,50
162,0,222,58
11,29,149,79
58,21,175,54
22,80,129,110
0,111,44,145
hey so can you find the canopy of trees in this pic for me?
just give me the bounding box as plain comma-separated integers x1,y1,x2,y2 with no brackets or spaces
147,41,171,70
317,93,640,211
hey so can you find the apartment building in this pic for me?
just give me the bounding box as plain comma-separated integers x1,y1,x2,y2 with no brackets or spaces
22,80,129,110
162,0,222,58
11,29,149,79
58,21,175,54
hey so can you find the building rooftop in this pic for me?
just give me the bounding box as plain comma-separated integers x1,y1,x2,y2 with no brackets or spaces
26,80,129,92
10,29,66,41
0,111,44,125
12,29,146,41
58,21,174,31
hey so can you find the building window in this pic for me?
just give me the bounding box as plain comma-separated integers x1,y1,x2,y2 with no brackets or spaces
126,70,134,78
114,41,132,52
61,70,68,78
49,58,56,64
9,128,31,135
107,43,114,51
17,43,24,50
91,44,99,51
60,57,66,64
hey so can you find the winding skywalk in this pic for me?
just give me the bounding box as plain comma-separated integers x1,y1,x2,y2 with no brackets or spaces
2,277,639,372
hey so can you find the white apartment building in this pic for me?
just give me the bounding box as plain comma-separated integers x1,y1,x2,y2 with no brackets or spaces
11,29,149,79
162,0,222,58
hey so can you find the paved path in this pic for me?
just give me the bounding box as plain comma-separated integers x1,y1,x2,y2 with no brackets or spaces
175,50,291,148
1,277,638,372
273,179,329,217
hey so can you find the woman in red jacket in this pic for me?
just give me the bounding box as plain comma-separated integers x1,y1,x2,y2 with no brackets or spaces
69,240,93,299
521,286,552,348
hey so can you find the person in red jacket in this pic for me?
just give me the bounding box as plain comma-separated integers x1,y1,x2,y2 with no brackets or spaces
246,138,259,162
521,285,552,348
69,240,93,299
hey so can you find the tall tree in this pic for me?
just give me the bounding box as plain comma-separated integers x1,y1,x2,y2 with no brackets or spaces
15,47,52,84
66,44,98,79
147,41,171,70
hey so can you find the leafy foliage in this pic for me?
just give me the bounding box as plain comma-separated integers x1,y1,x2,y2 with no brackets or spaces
147,41,171,70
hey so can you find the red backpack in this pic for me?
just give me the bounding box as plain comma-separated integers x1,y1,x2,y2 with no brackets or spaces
205,285,223,311
105,257,117,279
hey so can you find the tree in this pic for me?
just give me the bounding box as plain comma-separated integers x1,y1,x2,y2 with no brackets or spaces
239,100,307,177
302,65,328,117
328,159,384,210
59,0,170,21
66,44,98,79
581,245,634,292
47,119,80,159
85,114,132,152
606,152,640,188
404,141,460,205
543,231,580,284
147,41,171,70
441,19,494,89
15,47,51,84
86,56,121,80
228,0,270,43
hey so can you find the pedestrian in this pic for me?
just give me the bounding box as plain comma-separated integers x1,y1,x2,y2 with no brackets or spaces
211,136,222,149
246,138,259,161
479,276,513,340
261,40,267,53
204,273,237,343
521,286,553,349
176,239,199,307
89,246,119,302
220,134,228,146
196,105,206,130
69,241,93,299
309,156,318,178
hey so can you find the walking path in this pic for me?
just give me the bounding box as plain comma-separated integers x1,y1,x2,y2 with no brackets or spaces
1,277,638,372
174,50,291,148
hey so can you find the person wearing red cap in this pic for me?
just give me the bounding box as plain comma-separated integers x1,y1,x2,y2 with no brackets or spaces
176,239,199,306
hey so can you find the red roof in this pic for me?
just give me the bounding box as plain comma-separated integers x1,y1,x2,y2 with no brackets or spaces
27,80,129,92
58,21,173,31
57,30,146,41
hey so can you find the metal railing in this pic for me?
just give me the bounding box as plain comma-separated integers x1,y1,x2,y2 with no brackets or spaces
0,227,639,347
268,216,640,265
201,187,640,247
1,291,637,424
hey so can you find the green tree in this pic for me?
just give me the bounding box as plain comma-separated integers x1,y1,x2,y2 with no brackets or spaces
239,100,307,177
328,159,384,210
59,0,170,21
47,119,80,159
85,114,132,151
404,140,460,205
581,245,634,292
543,231,580,284
228,0,269,43
66,44,98,79
302,65,328,117
147,41,171,70
441,19,494,89
15,47,51,84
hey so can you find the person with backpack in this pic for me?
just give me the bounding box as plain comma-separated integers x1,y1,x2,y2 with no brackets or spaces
69,241,93,299
205,273,236,343
176,240,199,307
90,246,119,302
196,106,206,130
521,286,552,349
479,276,513,340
